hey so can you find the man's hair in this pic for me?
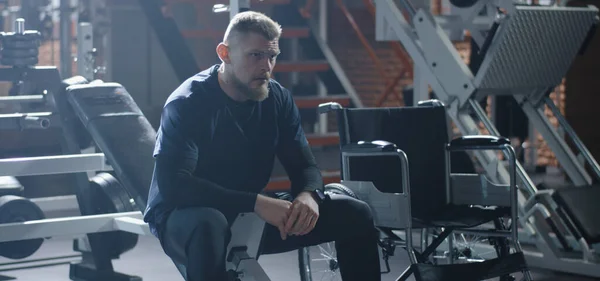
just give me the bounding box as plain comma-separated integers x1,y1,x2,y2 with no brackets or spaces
223,11,282,45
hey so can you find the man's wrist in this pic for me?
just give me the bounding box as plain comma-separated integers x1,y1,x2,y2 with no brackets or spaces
301,189,326,205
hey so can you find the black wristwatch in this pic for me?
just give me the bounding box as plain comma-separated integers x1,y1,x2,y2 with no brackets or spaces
311,189,328,205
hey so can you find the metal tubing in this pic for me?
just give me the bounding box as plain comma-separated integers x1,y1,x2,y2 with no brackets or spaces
14,18,24,34
520,96,592,186
0,94,45,104
229,0,250,19
342,149,416,263
77,22,95,81
0,112,53,130
0,153,107,177
317,0,328,134
468,98,538,197
397,149,417,264
453,229,513,238
505,145,519,246
0,211,144,243
60,0,72,78
545,96,600,181
19,115,50,129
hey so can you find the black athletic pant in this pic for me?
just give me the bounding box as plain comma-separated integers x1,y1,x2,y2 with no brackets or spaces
156,193,381,281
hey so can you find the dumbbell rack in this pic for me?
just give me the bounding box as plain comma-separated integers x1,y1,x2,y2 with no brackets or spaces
0,19,152,281
374,0,600,277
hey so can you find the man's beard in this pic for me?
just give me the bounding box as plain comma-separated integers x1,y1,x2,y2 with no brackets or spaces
231,73,269,101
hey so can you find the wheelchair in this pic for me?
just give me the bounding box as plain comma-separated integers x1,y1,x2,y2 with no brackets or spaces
301,99,533,281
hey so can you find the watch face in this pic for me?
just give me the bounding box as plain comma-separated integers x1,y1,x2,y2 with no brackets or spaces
315,190,326,201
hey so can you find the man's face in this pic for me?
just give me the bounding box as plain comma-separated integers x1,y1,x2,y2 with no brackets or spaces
227,32,280,101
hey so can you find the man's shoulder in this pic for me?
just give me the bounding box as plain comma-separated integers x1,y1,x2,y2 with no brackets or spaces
165,65,218,102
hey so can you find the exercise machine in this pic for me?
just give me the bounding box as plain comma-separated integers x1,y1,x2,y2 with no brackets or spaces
374,0,600,277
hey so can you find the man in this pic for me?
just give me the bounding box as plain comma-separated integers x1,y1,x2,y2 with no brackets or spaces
143,11,381,281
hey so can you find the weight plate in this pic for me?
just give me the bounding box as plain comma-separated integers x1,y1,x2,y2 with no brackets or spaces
2,39,40,49
91,173,135,213
1,56,38,67
0,195,45,259
89,173,138,257
2,48,39,58
0,30,42,41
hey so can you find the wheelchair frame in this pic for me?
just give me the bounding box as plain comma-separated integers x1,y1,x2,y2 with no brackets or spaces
319,100,532,281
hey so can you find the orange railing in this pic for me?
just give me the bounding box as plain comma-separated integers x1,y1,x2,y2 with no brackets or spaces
301,0,414,107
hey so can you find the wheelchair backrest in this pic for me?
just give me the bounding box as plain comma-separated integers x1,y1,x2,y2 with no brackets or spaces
338,105,450,220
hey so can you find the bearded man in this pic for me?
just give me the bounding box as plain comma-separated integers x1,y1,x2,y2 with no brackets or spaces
143,11,381,281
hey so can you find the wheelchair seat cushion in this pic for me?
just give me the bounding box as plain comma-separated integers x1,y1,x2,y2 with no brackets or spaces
552,185,600,244
414,204,510,229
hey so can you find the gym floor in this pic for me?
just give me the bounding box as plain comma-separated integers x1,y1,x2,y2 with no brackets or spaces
0,234,598,281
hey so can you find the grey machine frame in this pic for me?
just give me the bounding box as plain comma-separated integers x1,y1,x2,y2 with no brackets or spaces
374,0,600,277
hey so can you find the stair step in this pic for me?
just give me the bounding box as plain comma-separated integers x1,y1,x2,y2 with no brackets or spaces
265,171,341,192
181,27,309,39
274,61,330,73
294,94,351,109
306,132,339,146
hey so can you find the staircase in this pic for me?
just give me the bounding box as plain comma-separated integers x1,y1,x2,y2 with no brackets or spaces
327,6,413,108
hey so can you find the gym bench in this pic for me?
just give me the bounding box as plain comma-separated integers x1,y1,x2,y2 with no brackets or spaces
63,79,276,281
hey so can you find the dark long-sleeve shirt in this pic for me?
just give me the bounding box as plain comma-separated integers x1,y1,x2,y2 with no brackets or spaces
143,65,323,232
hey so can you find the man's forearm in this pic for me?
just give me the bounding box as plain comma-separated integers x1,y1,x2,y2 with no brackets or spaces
278,142,324,196
290,164,323,196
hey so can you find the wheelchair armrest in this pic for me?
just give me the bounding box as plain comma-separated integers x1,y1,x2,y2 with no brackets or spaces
341,181,412,230
341,140,397,153
340,142,410,205
448,135,511,151
318,102,343,114
450,173,511,207
417,99,445,107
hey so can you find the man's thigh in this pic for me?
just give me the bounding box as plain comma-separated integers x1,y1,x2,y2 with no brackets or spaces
259,193,374,255
160,207,233,265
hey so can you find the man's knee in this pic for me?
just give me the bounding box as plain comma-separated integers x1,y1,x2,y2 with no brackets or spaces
192,208,230,234
164,207,231,262
326,194,375,230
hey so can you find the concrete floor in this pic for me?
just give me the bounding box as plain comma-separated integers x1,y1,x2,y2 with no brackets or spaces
0,234,598,281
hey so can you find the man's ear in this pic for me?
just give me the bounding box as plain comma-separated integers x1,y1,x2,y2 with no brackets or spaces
216,43,231,64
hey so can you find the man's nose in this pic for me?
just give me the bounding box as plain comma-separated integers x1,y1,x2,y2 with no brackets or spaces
261,57,274,71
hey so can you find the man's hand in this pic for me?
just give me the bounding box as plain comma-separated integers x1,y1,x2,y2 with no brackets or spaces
284,191,319,236
254,194,293,240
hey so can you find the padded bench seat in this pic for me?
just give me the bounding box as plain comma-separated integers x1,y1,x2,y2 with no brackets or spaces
552,185,600,244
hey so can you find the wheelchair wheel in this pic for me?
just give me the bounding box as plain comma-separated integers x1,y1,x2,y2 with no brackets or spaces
298,183,356,281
